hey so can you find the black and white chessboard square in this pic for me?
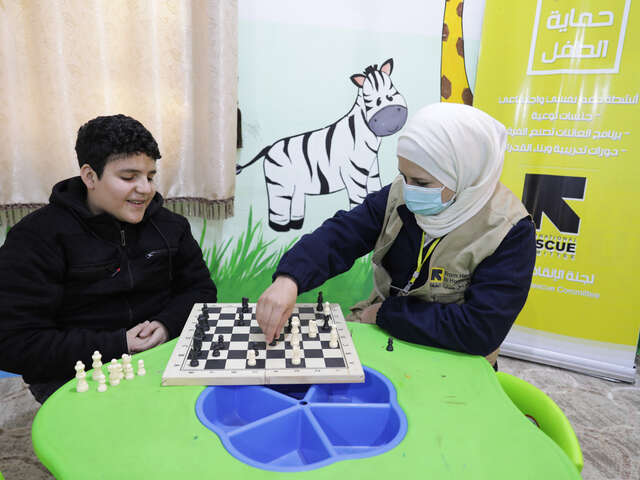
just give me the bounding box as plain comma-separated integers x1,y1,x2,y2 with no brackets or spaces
183,305,345,371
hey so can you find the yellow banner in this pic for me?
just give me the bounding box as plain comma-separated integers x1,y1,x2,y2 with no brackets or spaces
475,0,639,346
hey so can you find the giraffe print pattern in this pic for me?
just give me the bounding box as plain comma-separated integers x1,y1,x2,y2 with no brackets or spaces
440,0,473,106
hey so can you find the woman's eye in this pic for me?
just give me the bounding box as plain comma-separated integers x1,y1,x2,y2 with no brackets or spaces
121,177,134,181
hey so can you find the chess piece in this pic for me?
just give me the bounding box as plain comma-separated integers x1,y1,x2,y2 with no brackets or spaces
386,337,394,352
189,349,199,366
91,350,103,381
290,332,300,348
97,372,108,392
137,359,146,376
329,327,338,348
247,349,256,366
242,297,249,313
291,345,301,365
308,320,318,339
124,363,135,380
316,291,324,311
291,316,300,329
108,364,120,386
291,324,299,335
75,361,89,393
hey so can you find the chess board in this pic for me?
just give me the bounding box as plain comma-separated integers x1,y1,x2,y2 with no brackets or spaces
161,303,365,386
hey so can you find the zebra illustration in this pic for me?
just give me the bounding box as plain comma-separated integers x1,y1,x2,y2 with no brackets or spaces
236,58,407,232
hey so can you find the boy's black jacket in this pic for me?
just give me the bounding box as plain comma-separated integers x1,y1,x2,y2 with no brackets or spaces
0,177,217,384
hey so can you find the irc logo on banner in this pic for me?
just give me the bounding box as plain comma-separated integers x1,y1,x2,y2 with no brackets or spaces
522,173,586,258
527,0,631,75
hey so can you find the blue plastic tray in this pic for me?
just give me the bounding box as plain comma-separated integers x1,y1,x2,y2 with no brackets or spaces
195,366,407,472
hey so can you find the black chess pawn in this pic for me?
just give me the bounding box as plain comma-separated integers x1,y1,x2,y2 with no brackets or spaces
201,304,209,313
217,335,225,348
316,291,324,311
242,297,250,313
386,337,394,352
189,349,199,366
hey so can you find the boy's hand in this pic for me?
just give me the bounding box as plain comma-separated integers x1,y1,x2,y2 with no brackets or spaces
256,276,298,343
126,320,169,353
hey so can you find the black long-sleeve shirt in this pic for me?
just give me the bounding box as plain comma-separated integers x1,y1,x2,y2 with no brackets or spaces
0,177,217,384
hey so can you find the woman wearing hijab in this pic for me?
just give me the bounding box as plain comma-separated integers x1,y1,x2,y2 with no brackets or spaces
255,103,536,369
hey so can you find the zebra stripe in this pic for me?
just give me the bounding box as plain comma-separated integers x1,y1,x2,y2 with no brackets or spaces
350,159,369,176
302,132,313,178
326,123,336,161
348,115,356,144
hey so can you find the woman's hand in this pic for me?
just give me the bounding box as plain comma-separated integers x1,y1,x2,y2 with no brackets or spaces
255,276,298,343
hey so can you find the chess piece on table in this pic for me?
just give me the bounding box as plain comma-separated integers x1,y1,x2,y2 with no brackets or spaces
386,337,394,352
97,372,108,392
108,364,120,386
124,363,135,380
329,327,338,348
291,316,300,330
91,350,103,381
75,361,89,393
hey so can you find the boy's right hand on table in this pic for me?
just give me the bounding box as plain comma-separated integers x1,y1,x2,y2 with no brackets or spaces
256,275,298,343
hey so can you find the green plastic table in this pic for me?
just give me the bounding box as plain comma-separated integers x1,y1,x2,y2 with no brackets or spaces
32,323,581,479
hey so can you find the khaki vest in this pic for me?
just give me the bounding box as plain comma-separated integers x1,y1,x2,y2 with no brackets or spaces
348,176,530,366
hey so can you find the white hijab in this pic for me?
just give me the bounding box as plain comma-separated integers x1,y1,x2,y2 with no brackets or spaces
396,103,506,238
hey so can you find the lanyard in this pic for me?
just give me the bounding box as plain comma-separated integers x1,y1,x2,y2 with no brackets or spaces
399,232,441,295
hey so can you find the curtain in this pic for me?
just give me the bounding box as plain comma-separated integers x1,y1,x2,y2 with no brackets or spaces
0,0,237,226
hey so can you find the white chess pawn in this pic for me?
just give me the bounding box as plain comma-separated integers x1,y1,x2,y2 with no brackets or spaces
291,346,301,365
308,320,318,339
290,332,300,348
75,361,89,393
291,316,300,329
97,372,108,392
329,327,338,348
247,349,256,366
91,350,103,381
291,324,300,335
137,359,146,376
108,364,120,386
124,363,135,380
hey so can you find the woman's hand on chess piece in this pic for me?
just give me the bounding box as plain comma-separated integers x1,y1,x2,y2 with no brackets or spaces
127,320,169,354
256,275,298,343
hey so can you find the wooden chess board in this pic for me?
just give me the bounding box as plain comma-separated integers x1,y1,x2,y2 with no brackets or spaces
161,302,364,386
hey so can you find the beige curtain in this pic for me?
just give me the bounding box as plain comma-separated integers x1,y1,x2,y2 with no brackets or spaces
0,0,237,226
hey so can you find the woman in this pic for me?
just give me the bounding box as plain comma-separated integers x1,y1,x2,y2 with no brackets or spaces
256,103,536,369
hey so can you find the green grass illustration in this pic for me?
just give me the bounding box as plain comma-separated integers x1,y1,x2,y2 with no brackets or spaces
199,209,373,315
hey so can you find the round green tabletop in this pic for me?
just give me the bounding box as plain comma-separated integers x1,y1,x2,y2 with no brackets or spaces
32,323,581,479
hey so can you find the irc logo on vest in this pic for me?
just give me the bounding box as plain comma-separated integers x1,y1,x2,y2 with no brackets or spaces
430,268,444,283
522,173,586,258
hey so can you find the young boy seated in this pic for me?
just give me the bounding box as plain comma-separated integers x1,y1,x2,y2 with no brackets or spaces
0,114,217,403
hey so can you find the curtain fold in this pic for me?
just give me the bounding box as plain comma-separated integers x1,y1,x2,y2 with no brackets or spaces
0,0,237,226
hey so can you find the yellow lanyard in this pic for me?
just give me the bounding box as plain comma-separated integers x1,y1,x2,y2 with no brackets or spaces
400,232,441,295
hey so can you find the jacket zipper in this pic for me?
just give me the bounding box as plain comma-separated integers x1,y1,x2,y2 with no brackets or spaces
120,229,126,247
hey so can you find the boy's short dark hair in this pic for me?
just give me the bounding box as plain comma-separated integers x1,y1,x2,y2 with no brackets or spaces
75,114,161,177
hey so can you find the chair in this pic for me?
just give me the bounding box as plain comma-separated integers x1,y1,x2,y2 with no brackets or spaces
496,371,583,473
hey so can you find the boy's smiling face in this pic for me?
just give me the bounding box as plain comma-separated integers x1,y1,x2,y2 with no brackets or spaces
81,153,157,224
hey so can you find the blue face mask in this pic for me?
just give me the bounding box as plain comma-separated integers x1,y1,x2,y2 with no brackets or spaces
402,178,454,216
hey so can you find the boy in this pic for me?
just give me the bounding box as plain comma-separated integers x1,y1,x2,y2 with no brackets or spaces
0,114,217,402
